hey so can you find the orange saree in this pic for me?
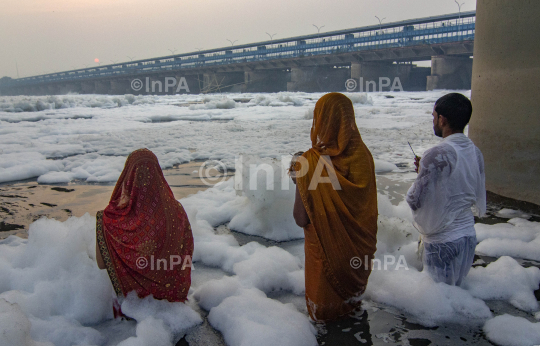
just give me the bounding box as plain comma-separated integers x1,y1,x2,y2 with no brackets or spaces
296,93,378,321
96,149,193,302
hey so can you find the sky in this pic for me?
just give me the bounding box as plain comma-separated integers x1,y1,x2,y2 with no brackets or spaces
0,0,476,78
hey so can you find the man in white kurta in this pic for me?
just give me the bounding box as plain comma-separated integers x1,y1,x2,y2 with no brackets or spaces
406,93,486,286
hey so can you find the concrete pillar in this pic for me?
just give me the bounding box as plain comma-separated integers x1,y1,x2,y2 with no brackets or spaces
287,66,349,92
468,0,540,206
350,62,412,92
176,75,200,94
244,69,288,92
110,80,131,95
39,85,55,96
58,82,81,95
202,72,244,93
94,80,111,94
426,56,472,90
81,81,95,94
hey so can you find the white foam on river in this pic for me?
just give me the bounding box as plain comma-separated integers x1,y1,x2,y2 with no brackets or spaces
1,91,539,346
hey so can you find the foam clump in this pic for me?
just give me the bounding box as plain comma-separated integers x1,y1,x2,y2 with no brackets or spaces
0,214,202,346
0,299,54,346
484,314,540,346
118,292,202,345
194,279,316,346
0,94,138,113
495,208,531,220
232,246,305,295
229,155,303,240
344,92,373,105
189,96,236,110
209,288,317,346
0,152,63,184
463,256,540,311
365,268,493,327
475,218,540,261
247,93,304,107
373,159,399,173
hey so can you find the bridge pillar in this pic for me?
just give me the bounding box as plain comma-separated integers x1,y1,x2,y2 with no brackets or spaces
244,69,288,92
39,85,55,96
426,56,472,90
202,72,244,93
468,0,540,206
110,80,131,95
57,82,81,94
95,80,111,94
177,75,201,94
81,81,95,94
287,66,349,92
350,62,413,92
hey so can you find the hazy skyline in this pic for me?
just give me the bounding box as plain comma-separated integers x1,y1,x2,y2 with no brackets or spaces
0,0,476,78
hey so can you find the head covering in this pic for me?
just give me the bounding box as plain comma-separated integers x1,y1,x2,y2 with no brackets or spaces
96,149,193,302
297,93,378,303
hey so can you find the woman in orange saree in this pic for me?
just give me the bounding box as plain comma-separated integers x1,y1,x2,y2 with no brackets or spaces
95,149,193,307
293,93,378,321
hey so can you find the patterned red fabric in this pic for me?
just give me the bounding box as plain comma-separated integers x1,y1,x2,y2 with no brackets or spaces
96,149,193,302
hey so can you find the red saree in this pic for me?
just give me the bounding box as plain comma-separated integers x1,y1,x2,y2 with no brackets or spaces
96,149,193,302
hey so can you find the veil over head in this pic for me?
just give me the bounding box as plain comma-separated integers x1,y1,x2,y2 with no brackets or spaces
297,93,378,302
96,149,193,302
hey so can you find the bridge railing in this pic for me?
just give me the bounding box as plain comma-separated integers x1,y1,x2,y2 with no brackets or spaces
4,13,475,87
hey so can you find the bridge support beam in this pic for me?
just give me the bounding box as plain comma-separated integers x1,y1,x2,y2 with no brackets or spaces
95,80,111,94
350,62,414,92
57,82,81,95
202,72,244,93
39,85,54,96
244,69,288,92
110,80,131,95
468,0,540,206
287,66,349,92
426,56,472,90
81,81,95,94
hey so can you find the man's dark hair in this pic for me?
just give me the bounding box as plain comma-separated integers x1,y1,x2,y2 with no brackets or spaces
434,93,473,131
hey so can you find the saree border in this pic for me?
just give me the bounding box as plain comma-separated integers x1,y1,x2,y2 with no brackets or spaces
96,210,124,297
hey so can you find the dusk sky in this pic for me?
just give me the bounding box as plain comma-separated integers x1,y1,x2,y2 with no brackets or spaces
0,0,476,78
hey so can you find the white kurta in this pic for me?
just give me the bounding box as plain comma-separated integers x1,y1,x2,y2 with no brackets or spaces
406,133,486,244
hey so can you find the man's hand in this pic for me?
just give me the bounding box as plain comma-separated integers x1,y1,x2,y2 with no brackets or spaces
414,156,421,173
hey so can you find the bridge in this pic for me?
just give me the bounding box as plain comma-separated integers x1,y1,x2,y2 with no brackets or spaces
0,11,475,96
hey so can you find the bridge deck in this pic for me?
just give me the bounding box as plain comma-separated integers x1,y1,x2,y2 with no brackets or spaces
4,11,475,87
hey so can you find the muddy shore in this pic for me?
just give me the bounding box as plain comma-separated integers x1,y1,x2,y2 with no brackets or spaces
0,162,214,239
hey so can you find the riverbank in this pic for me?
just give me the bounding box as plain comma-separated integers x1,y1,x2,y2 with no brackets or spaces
0,161,215,240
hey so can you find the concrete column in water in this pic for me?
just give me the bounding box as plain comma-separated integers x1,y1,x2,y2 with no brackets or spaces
287,66,349,92
426,56,472,91
81,81,95,94
351,62,412,92
244,69,288,92
468,0,540,206
94,80,111,94
202,72,244,93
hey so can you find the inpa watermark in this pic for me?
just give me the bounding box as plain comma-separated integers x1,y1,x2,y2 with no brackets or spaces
131,77,190,93
136,255,193,271
345,77,403,92
197,155,343,191
350,255,409,271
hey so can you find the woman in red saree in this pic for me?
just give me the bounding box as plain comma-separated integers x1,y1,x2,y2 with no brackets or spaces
96,149,193,305
293,93,378,321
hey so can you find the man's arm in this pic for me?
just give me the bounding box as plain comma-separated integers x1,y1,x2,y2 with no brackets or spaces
406,147,450,211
